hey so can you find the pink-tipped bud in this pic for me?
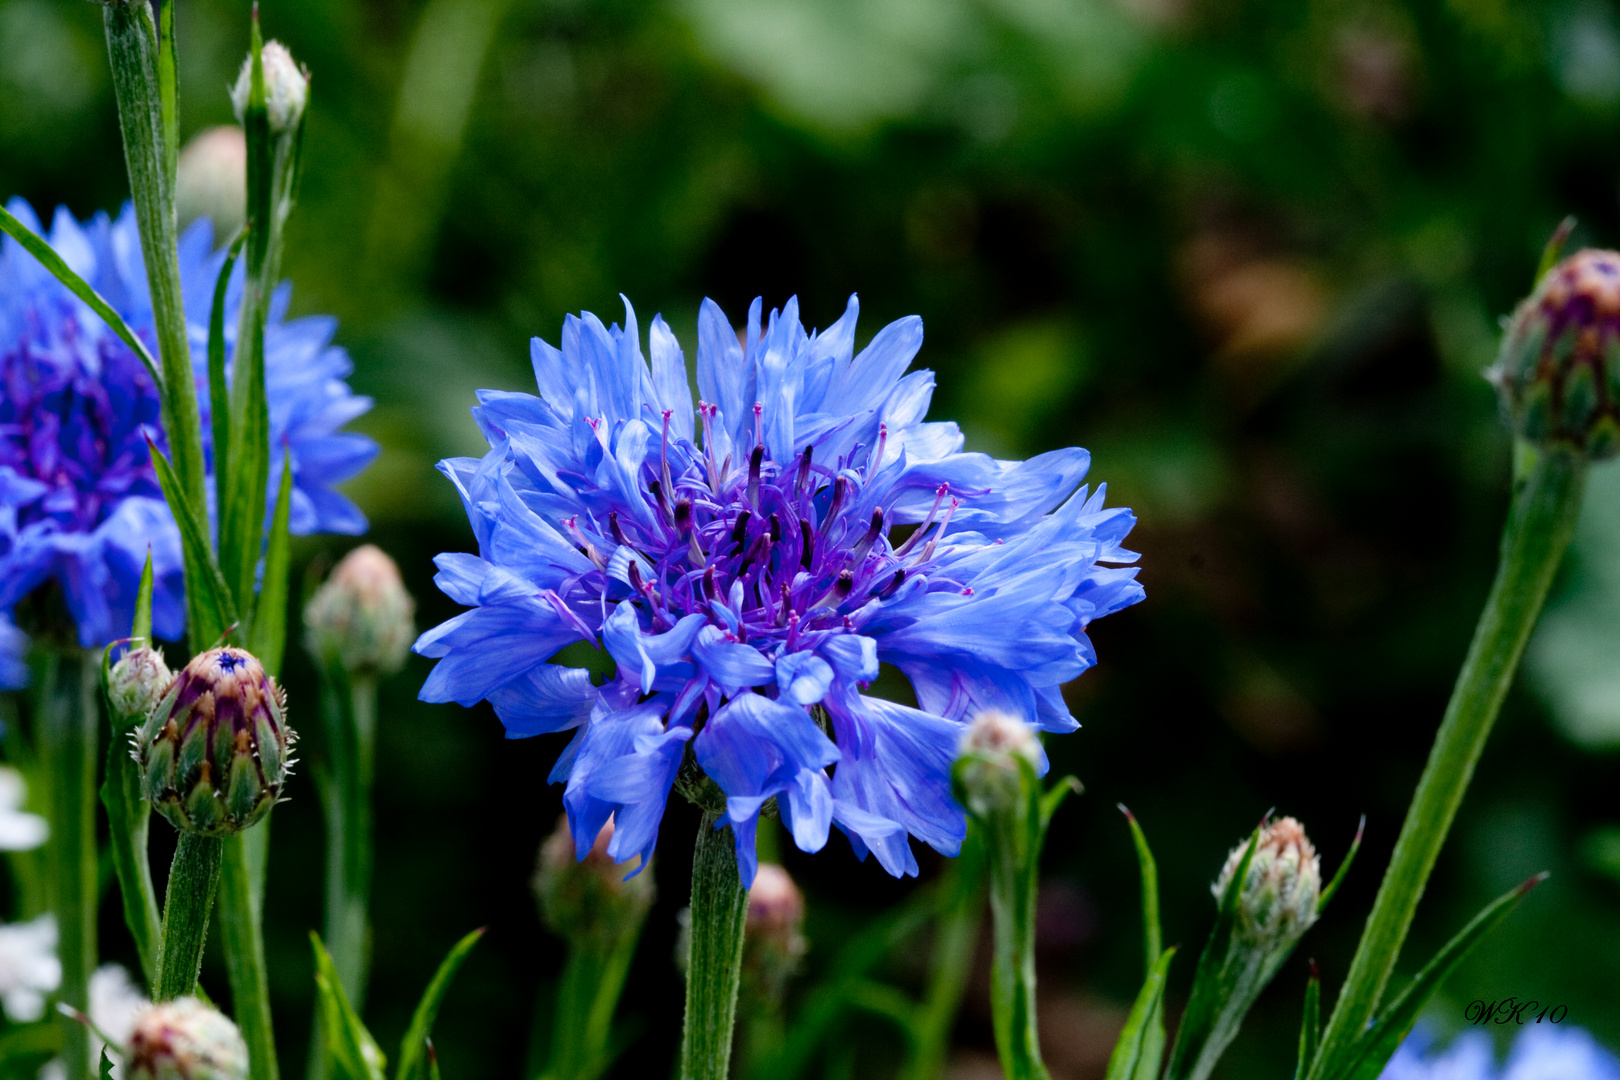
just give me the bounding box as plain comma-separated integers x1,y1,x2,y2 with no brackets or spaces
533,816,653,946
124,997,249,1080
743,864,807,1002
1213,816,1321,948
304,545,416,677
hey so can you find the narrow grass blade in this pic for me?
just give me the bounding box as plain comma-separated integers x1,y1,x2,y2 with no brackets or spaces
395,928,485,1080
1039,775,1082,827
1317,816,1365,914
132,550,154,645
0,204,162,389
145,437,237,652
208,229,248,522
1105,946,1177,1080
1330,875,1546,1080
251,458,294,677
1293,966,1321,1080
1119,805,1162,975
1536,216,1577,283
312,934,387,1080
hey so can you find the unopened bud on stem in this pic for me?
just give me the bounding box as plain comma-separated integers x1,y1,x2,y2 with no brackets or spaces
107,645,173,728
954,709,1046,816
125,997,249,1080
534,816,653,947
743,864,806,1002
1489,248,1620,459
1213,816,1321,948
135,647,294,836
304,545,415,677
229,41,308,134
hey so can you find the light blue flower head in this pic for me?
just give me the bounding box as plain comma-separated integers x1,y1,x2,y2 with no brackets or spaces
0,199,378,653
1380,1024,1620,1080
415,296,1143,884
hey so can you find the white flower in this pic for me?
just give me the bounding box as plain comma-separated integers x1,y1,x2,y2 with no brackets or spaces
0,914,61,1022
0,766,48,851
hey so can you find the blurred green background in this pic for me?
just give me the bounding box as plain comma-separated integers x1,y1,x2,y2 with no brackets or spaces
6,0,1620,1075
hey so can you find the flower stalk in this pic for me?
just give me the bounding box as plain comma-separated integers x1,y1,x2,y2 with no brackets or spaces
101,0,207,521
40,648,100,1080
1309,446,1585,1078
680,812,751,1080
154,832,224,1001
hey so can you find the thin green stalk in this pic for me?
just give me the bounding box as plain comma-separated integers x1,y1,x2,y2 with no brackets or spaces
101,0,206,519
40,649,99,1080
154,832,223,1001
543,924,645,1080
680,812,750,1080
1311,447,1586,1078
220,832,281,1080
902,830,986,1080
101,733,161,986
984,798,1048,1080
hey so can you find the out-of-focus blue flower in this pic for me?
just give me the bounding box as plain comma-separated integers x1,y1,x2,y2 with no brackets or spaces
0,613,26,691
416,296,1142,884
1381,1024,1620,1080
0,199,378,650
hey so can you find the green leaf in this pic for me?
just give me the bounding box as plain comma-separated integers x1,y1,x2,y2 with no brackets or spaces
1293,968,1321,1080
146,437,238,652
100,733,161,985
1119,805,1162,976
312,933,388,1080
1536,216,1577,283
100,1048,115,1080
250,459,295,677
395,928,485,1080
133,549,154,645
1163,823,1262,1080
1317,817,1365,915
0,203,163,389
208,227,248,530
1104,947,1177,1080
1328,875,1545,1080
1038,775,1082,828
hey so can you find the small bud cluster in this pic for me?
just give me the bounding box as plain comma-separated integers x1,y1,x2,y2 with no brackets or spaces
304,545,415,677
229,41,308,134
1489,248,1620,460
742,864,807,1002
135,648,293,836
107,645,173,726
125,997,249,1080
533,816,653,946
954,709,1044,816
1213,816,1321,948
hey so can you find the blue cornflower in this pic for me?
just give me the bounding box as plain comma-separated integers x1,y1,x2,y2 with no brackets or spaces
1380,1023,1620,1080
416,297,1142,884
0,199,377,653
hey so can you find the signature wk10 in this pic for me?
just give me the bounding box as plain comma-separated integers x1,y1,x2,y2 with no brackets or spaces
1466,999,1568,1026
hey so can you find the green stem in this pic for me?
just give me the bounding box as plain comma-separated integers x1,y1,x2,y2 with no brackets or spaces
984,792,1049,1080
41,649,99,1080
154,832,223,1001
220,831,281,1080
544,923,646,1080
1311,447,1586,1078
902,830,985,1080
679,812,750,1080
102,0,206,520
309,672,377,1080
101,733,161,986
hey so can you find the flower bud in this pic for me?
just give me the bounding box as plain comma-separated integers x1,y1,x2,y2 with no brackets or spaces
1212,816,1321,948
124,997,249,1080
533,815,653,947
304,545,415,677
135,648,293,836
954,709,1045,816
176,126,247,236
229,41,308,135
1488,248,1620,459
742,864,806,1002
107,645,173,728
